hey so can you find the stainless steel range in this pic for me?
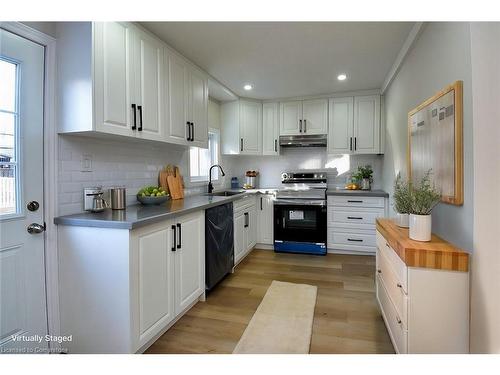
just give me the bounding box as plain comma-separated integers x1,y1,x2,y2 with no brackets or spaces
274,172,327,255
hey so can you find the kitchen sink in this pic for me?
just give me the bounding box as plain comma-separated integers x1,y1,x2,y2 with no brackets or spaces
205,190,245,197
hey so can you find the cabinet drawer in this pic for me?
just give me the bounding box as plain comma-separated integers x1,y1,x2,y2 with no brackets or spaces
329,230,376,247
377,274,407,354
329,207,384,227
234,195,256,213
376,231,408,292
328,195,385,208
377,248,408,326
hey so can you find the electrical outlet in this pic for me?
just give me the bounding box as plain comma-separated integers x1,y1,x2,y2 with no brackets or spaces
81,154,93,172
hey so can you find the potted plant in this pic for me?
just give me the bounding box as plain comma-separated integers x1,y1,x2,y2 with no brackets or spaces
393,172,412,228
409,170,441,242
352,165,373,190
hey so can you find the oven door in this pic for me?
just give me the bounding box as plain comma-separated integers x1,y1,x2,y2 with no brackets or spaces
273,200,327,255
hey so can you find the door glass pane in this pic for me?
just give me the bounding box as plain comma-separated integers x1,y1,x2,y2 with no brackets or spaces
0,59,17,112
0,59,18,216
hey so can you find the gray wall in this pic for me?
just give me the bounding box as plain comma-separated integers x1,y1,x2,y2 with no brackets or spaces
382,22,474,251
21,22,57,37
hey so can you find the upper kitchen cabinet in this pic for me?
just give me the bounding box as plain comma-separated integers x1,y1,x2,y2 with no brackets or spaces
328,95,382,154
221,100,262,155
262,102,279,155
56,22,208,148
279,99,328,136
166,52,209,148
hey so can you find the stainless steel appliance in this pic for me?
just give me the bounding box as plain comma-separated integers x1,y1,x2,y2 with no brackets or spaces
274,172,327,255
84,187,109,212
279,134,327,148
110,187,126,210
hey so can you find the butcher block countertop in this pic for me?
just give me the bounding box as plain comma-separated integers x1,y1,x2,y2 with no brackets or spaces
376,218,469,272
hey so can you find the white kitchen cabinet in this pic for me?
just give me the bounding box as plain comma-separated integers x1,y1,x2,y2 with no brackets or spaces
174,211,205,313
328,95,382,155
354,95,380,154
280,99,328,136
328,97,353,154
262,102,280,155
57,22,208,148
57,210,205,353
221,100,262,155
233,196,257,265
257,194,274,245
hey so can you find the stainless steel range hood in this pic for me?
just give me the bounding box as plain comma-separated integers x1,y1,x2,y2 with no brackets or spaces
279,134,327,148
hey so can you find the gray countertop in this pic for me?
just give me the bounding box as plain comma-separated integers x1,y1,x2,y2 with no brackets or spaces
54,189,276,230
326,188,389,198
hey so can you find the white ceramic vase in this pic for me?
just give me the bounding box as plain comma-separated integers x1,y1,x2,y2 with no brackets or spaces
409,214,432,242
395,213,409,228
360,178,371,190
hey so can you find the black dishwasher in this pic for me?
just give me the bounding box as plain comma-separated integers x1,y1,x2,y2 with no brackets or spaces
205,202,234,291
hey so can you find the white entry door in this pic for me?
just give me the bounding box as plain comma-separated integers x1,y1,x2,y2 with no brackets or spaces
0,29,48,353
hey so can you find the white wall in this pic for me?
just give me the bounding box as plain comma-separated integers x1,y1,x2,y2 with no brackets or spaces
469,22,500,354
382,22,474,251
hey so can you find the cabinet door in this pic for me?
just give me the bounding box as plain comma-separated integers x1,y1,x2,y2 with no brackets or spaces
353,95,380,154
280,101,302,135
328,97,354,154
234,212,246,264
246,206,257,251
135,29,165,141
240,101,262,155
132,222,175,347
302,99,328,135
167,52,189,145
189,68,209,148
262,103,279,155
93,22,136,137
257,195,274,245
175,212,204,314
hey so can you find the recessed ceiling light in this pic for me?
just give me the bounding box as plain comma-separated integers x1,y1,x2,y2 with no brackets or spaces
337,74,347,81
243,84,253,90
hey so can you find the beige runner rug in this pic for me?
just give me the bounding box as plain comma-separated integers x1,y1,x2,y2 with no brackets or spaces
233,280,317,354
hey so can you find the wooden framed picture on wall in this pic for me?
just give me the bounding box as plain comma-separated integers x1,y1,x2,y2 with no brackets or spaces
407,80,463,205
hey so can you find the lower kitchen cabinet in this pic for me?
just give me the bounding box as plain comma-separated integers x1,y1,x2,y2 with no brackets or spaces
57,210,205,353
233,196,257,265
327,195,387,254
257,194,274,245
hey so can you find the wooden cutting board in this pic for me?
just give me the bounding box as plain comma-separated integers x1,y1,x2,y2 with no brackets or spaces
167,166,184,200
158,164,174,195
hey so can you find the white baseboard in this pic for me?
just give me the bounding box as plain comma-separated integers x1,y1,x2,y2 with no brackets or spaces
254,244,273,250
327,248,375,256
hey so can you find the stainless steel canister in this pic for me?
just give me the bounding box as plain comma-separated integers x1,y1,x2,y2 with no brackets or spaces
110,187,126,210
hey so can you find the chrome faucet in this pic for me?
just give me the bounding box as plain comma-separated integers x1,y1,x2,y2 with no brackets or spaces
208,164,226,193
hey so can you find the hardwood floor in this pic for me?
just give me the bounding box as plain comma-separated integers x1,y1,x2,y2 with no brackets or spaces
145,249,395,354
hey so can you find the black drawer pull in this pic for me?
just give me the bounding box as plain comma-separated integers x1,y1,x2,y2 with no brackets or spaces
131,104,137,130
176,223,181,249
137,105,143,131
240,138,243,151
171,225,176,251
244,212,249,228
191,122,195,141
347,200,363,203
274,139,278,152
347,238,363,242
349,137,352,151
347,216,363,220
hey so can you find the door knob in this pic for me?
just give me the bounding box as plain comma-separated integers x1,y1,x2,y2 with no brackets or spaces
27,201,40,212
27,223,46,234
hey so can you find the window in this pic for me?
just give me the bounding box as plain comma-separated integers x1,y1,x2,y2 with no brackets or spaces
0,58,19,216
190,130,220,183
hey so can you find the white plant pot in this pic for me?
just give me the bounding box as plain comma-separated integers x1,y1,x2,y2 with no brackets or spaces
395,213,409,228
409,214,432,242
360,178,371,190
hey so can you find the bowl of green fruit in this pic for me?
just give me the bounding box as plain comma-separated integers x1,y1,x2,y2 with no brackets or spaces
137,186,169,205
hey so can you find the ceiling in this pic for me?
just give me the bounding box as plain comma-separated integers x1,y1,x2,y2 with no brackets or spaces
141,22,414,100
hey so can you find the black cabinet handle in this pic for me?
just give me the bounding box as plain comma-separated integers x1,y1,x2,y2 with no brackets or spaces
244,212,249,228
240,138,243,152
299,119,302,133
349,137,352,151
304,119,307,133
274,139,278,152
186,122,190,141
347,200,363,203
347,238,363,242
171,225,176,251
137,105,143,131
347,216,363,220
131,104,137,130
191,122,195,141
260,197,263,210
354,137,357,151
176,223,182,249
